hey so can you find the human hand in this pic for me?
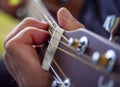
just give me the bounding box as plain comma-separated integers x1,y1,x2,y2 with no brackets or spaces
3,7,85,87
3,18,52,87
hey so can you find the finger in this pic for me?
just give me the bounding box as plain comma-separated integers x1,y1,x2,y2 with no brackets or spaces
4,27,50,65
4,17,49,45
4,27,50,78
57,7,85,31
4,27,51,86
5,27,50,49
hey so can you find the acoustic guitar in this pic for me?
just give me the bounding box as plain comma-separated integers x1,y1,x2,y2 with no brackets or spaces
26,0,120,87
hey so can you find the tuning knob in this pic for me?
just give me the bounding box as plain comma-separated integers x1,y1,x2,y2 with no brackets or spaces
52,78,71,87
68,36,88,53
92,50,117,73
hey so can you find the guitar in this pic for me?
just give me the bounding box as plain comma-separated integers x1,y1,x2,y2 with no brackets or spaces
26,0,120,87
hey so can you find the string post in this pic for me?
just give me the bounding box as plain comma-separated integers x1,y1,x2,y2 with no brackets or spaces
92,50,117,73
52,78,71,87
68,36,88,53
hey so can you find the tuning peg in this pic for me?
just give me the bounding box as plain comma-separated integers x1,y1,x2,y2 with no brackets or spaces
68,36,88,53
92,50,117,73
52,78,71,87
63,78,71,87
52,80,61,87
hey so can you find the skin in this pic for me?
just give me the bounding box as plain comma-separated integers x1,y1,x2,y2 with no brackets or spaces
3,7,85,87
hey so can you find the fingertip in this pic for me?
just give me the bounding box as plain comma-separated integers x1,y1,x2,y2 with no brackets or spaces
57,7,85,31
57,7,73,28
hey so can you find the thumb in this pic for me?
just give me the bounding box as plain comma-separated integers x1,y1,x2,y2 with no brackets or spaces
57,7,85,31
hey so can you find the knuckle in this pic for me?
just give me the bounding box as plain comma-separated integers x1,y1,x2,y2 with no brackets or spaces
4,39,17,52
23,27,35,33
23,17,37,24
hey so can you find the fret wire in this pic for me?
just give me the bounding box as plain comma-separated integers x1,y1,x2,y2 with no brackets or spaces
48,41,120,82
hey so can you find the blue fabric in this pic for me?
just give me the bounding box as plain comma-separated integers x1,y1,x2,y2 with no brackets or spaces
78,0,120,38
0,59,18,87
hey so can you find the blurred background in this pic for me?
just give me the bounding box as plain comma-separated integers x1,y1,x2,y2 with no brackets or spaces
0,10,20,56
0,0,28,57
0,0,22,57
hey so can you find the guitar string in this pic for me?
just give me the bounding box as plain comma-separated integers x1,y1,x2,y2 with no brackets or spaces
53,60,74,87
53,59,67,79
47,54,75,87
48,61,64,84
29,1,120,82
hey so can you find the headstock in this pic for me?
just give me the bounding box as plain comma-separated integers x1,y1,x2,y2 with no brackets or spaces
49,28,120,87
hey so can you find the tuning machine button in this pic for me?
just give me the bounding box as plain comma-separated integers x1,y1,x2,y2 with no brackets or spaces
68,36,88,53
52,78,71,87
92,50,117,73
